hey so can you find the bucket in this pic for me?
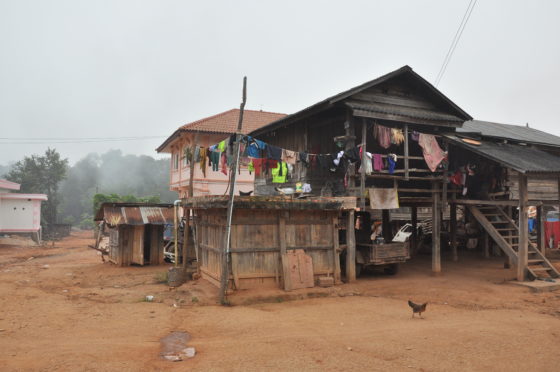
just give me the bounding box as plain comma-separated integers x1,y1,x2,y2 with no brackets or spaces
167,267,185,287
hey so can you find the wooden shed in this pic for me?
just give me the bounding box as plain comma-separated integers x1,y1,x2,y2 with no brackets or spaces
184,196,355,290
94,203,174,266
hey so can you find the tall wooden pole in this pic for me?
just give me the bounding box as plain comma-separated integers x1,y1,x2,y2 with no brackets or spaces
411,206,418,254
219,77,247,304
360,119,367,210
537,205,546,256
345,210,356,282
517,174,528,281
432,181,441,274
403,124,409,181
450,202,458,261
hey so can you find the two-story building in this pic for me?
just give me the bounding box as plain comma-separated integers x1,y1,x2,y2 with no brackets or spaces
156,109,285,198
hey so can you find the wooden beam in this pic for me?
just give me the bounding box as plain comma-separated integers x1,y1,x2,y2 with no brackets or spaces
182,208,190,270
450,202,458,261
517,174,528,281
345,110,356,188
432,181,441,274
537,205,546,256
483,232,490,258
411,206,418,254
360,118,367,210
450,199,522,206
382,209,392,241
332,215,341,283
345,210,356,282
279,212,292,290
404,124,409,180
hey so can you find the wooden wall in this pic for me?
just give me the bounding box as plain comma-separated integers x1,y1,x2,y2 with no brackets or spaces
195,208,340,289
506,170,559,201
109,224,164,266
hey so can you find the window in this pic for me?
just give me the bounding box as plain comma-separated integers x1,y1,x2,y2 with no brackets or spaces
173,153,179,170
183,146,188,167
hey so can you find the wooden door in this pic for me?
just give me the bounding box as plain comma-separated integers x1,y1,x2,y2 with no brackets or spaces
132,225,145,265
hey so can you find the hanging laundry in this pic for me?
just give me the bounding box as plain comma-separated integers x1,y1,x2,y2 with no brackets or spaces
359,152,373,175
220,152,227,175
344,147,361,163
245,137,266,158
248,160,254,175
373,154,384,172
282,149,297,165
217,140,226,152
333,151,344,166
369,188,399,209
309,154,318,169
184,147,193,165
298,152,309,167
199,147,207,177
410,131,420,142
251,158,265,176
387,154,397,174
374,124,392,149
418,134,445,172
209,151,220,171
272,162,288,183
193,146,200,162
391,129,405,145
449,170,463,186
266,145,282,160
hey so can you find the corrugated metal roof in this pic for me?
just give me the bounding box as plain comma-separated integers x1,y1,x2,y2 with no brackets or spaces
446,135,560,174
458,120,560,147
94,203,175,225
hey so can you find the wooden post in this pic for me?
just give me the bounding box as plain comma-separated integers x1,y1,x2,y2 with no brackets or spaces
188,132,199,198
404,124,409,181
483,232,490,258
219,77,247,304
332,215,341,283
360,118,367,209
505,206,512,269
411,206,418,254
441,140,448,213
346,210,356,282
382,210,392,242
432,181,441,274
279,212,292,290
517,174,528,281
345,110,356,188
182,208,190,269
450,202,458,261
537,205,546,256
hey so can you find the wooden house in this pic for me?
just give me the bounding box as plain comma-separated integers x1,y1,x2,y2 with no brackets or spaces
94,203,174,266
247,65,560,283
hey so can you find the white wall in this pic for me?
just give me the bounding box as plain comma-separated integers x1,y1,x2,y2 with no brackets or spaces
0,198,42,232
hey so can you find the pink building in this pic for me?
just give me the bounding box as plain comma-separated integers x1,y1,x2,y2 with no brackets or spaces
0,179,48,242
157,109,285,198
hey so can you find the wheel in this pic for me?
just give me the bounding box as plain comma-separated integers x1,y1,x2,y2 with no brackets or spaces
384,263,399,275
355,263,363,278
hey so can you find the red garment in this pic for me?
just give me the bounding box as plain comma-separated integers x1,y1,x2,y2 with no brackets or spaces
252,158,264,176
221,152,227,175
545,221,560,249
450,170,463,186
418,133,445,172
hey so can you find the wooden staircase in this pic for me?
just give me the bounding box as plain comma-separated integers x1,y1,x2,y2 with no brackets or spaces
468,205,559,280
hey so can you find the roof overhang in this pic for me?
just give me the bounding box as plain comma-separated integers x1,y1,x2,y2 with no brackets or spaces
0,193,48,201
0,179,21,191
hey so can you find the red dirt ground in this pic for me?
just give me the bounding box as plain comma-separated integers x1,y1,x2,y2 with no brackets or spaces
1,231,560,371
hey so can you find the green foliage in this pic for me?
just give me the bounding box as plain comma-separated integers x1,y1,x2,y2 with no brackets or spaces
6,148,69,227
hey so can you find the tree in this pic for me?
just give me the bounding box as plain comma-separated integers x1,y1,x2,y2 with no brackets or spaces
6,148,69,227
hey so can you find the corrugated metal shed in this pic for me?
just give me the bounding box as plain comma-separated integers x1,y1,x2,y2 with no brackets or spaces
94,203,174,226
446,135,560,174
458,120,560,147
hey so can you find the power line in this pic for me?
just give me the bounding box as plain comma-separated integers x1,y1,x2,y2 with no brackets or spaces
0,135,167,145
435,0,478,87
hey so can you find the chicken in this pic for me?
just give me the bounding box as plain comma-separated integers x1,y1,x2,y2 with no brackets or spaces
408,300,427,318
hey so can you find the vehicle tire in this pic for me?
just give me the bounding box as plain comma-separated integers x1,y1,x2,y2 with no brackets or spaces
355,263,363,278
384,263,399,275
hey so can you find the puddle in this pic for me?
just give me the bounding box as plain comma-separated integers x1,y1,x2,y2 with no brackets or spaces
160,331,195,361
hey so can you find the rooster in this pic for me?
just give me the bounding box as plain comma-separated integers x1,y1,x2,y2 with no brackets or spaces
408,300,427,318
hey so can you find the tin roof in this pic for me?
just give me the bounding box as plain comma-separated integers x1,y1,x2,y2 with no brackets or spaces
458,120,560,147
446,135,560,174
94,203,175,226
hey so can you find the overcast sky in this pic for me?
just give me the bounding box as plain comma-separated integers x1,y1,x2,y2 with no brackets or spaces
1,0,559,164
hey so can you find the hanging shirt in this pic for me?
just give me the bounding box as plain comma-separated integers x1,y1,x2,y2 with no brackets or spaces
272,162,288,183
217,140,226,152
282,149,297,165
373,154,384,171
199,147,207,177
245,137,266,158
418,133,445,172
374,124,392,149
266,145,282,160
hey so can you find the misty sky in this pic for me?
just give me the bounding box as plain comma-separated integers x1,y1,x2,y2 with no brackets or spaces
1,0,559,164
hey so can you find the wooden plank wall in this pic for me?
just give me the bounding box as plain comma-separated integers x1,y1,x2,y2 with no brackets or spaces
506,170,559,201
149,225,164,265
195,208,340,289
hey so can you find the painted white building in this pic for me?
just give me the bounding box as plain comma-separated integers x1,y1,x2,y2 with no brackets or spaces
0,179,47,241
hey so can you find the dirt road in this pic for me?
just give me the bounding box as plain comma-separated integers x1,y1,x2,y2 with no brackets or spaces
1,232,560,371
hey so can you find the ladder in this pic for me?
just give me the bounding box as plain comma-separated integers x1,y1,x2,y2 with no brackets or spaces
468,205,559,279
